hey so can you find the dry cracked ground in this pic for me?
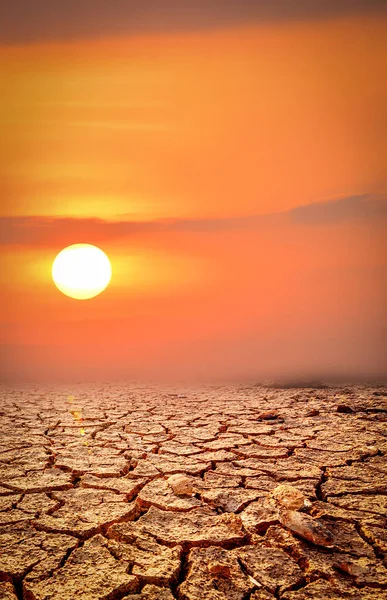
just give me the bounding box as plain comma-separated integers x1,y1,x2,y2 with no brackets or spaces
0,383,387,600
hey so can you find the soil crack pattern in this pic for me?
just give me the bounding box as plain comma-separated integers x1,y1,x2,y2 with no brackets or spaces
0,382,386,599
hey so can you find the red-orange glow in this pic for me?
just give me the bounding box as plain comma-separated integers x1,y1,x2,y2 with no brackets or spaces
0,12,386,381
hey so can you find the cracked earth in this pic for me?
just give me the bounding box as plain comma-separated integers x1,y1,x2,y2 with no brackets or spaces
0,383,386,599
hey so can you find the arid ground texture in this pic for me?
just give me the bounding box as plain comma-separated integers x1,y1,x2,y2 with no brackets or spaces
0,384,386,600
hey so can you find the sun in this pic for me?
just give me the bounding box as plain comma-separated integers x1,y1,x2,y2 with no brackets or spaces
52,244,112,300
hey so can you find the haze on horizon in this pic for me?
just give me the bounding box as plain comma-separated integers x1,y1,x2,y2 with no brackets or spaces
0,1,386,383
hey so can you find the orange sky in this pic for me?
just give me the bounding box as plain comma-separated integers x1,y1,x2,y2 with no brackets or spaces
1,8,386,382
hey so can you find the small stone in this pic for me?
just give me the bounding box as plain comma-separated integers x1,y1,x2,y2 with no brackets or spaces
167,473,194,495
137,478,200,512
272,484,306,510
336,404,353,413
258,411,279,420
279,509,335,548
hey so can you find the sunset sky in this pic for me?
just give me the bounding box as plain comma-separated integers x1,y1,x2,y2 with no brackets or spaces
1,1,386,382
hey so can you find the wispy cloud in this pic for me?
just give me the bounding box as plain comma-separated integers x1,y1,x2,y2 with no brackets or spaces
0,194,385,248
288,194,387,224
1,0,386,44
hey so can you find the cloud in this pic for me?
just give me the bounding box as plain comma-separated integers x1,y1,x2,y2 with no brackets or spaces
0,194,385,248
0,214,262,248
1,0,386,44
288,194,387,224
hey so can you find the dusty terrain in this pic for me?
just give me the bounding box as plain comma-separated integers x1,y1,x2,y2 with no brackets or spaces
0,383,386,600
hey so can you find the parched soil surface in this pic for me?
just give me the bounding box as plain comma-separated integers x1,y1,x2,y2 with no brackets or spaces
0,383,386,599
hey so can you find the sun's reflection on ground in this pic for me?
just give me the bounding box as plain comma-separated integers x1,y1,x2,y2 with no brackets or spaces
67,394,90,450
